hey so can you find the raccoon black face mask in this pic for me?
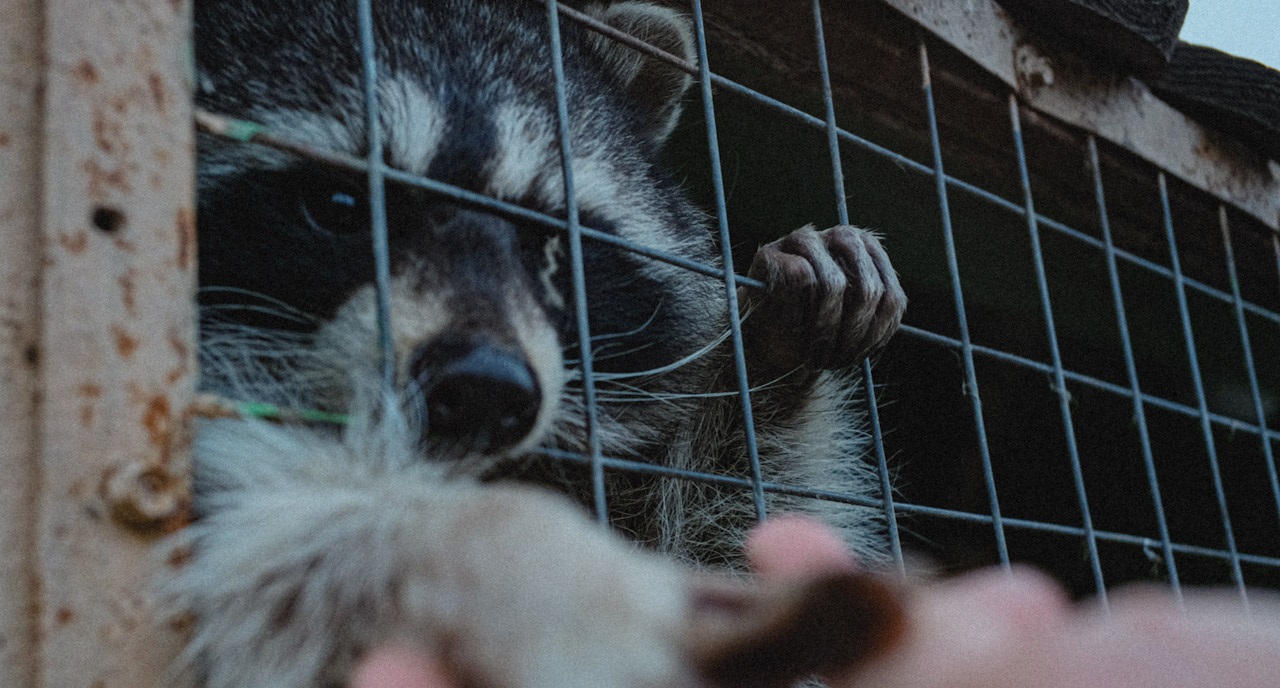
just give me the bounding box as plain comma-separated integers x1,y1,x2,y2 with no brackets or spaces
178,0,906,683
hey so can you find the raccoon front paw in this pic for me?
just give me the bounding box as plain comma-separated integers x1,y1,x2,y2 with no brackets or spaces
742,225,905,377
170,477,906,688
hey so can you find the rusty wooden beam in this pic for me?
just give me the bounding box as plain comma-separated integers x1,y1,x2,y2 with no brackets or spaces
1,0,196,685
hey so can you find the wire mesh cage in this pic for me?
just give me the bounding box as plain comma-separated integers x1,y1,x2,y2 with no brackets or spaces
6,0,1280,682
187,0,1280,600
646,0,1280,600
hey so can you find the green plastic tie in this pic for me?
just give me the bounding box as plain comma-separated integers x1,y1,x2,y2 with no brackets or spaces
236,401,349,425
222,118,266,142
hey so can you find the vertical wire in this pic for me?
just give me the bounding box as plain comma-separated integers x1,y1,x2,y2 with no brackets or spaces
811,0,847,223
544,0,607,521
919,39,1009,566
1218,207,1280,531
689,0,768,520
355,0,396,390
1009,97,1106,602
1088,137,1182,599
811,0,903,572
1158,173,1248,603
1274,234,1280,303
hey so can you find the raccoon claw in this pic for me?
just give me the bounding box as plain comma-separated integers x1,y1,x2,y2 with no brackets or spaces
742,225,905,376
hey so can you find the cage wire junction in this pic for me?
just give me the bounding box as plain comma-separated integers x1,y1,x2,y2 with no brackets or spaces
198,0,1280,601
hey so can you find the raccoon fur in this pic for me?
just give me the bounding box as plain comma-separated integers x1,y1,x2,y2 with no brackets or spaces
178,0,906,684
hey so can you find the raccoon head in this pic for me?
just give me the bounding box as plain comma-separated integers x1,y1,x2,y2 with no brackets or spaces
195,0,719,465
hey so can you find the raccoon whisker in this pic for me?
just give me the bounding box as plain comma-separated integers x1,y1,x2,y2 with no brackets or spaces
198,286,323,324
593,377,783,402
564,340,658,366
591,299,665,341
592,327,732,382
199,284,315,308
199,303,321,326
199,342,322,363
562,300,666,355
580,386,682,412
571,365,793,410
594,390,740,404
593,341,658,362
198,322,317,343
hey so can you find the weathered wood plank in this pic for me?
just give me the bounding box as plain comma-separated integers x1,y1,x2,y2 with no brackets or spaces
1,1,197,686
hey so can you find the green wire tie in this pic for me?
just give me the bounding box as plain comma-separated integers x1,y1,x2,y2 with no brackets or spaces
236,401,349,425
222,118,267,142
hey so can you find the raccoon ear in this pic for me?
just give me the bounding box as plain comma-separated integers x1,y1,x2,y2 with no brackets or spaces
583,2,696,146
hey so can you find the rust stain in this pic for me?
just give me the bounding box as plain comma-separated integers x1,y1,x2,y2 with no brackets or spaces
168,328,189,361
101,459,192,536
78,383,103,398
166,543,194,569
166,327,192,385
91,108,120,154
118,269,138,316
176,206,196,270
142,394,173,456
73,59,99,85
148,72,168,113
0,131,10,147
55,607,74,626
112,234,138,254
111,325,140,359
82,158,132,200
165,367,185,387
58,231,89,255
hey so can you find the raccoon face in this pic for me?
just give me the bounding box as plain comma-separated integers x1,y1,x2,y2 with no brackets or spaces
195,0,721,462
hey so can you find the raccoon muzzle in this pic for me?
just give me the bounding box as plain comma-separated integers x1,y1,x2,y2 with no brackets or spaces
409,334,542,455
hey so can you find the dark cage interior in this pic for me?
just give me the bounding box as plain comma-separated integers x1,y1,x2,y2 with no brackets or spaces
658,0,1280,595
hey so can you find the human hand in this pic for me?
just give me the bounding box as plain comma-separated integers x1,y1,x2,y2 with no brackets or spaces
345,514,900,688
748,516,1280,688
352,515,1280,688
350,646,455,688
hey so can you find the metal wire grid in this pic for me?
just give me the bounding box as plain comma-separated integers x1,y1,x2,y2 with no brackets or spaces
201,0,1280,595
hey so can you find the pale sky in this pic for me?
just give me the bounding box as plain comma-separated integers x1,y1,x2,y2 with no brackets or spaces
1179,0,1280,70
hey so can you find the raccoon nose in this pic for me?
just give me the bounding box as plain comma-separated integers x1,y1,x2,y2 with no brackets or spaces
409,339,541,454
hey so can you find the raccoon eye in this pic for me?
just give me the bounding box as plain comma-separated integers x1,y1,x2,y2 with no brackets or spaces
298,181,369,235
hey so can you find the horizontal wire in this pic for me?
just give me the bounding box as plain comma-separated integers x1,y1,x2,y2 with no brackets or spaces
900,323,1280,443
531,446,1280,570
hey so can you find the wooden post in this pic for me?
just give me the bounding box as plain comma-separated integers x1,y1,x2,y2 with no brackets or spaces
1,0,196,685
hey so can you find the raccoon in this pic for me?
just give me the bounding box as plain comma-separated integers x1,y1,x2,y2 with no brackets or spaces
178,0,906,684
